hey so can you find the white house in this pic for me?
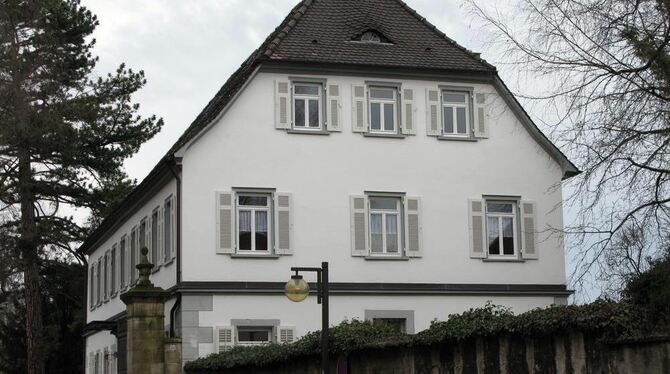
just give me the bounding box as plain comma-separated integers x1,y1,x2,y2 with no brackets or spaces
82,0,579,372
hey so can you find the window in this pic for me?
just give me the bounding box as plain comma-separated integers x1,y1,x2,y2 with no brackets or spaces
119,236,126,289
236,194,271,252
293,83,322,130
369,87,397,133
151,209,159,265
90,266,95,309
486,201,518,257
236,326,272,346
442,91,470,136
110,245,116,295
130,227,137,284
103,254,108,300
361,31,382,42
369,196,401,256
373,318,407,333
96,260,101,305
164,197,173,262
139,218,147,250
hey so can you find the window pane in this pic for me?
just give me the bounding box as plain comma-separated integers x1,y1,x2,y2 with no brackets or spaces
370,88,394,99
139,221,146,248
456,107,467,134
386,214,398,253
370,197,398,210
370,102,381,130
295,85,319,95
164,201,171,259
238,329,270,342
487,216,500,255
373,318,406,333
487,202,514,213
239,196,268,206
294,99,305,127
383,103,394,131
443,93,466,103
238,210,251,250
370,214,383,253
443,106,454,133
255,211,268,251
308,99,319,127
502,217,515,255
152,212,158,260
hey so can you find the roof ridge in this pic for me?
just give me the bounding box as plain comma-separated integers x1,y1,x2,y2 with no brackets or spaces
392,0,496,71
263,0,314,58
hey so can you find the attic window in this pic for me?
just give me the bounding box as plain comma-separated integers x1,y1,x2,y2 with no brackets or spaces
353,30,391,44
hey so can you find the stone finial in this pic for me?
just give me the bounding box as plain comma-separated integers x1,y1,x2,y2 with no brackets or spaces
137,246,154,287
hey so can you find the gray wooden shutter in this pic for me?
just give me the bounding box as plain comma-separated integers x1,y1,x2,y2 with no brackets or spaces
216,192,235,254
326,84,342,132
278,326,296,344
110,344,117,374
521,200,539,259
275,80,291,129
468,199,487,258
401,88,416,135
350,195,368,256
216,326,234,352
170,197,176,260
404,196,422,257
473,92,489,138
275,193,293,255
426,88,441,136
351,85,368,133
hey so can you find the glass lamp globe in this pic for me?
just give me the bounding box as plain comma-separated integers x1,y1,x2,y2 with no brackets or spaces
285,275,310,302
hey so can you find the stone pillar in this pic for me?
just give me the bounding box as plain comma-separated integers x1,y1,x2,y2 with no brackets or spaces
164,337,182,374
121,247,168,374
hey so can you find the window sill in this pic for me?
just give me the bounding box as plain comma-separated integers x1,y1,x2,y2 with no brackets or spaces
286,129,330,135
437,135,477,142
482,258,525,263
230,253,281,259
363,133,406,139
364,256,410,261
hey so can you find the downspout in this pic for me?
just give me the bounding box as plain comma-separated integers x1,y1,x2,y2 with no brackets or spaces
168,157,183,337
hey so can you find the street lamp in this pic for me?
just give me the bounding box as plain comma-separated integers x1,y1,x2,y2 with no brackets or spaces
284,262,329,374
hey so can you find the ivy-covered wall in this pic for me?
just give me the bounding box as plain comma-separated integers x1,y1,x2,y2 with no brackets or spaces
184,301,670,374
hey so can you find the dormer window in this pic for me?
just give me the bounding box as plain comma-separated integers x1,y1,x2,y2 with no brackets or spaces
353,29,391,44
361,31,381,43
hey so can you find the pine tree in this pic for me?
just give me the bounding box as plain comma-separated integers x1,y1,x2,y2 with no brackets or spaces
0,1,163,372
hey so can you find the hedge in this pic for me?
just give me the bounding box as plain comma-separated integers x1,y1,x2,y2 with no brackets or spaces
184,299,647,372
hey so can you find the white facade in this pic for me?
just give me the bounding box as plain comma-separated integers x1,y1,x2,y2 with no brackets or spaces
83,68,573,371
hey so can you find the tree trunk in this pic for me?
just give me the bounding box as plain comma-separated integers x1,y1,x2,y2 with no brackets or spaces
19,147,43,374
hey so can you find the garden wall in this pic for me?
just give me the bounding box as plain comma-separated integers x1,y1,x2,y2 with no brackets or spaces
187,333,670,374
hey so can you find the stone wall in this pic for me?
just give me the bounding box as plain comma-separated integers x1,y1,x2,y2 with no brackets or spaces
189,333,670,374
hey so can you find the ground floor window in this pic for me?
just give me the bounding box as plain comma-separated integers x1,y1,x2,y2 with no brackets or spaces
236,326,273,346
372,317,407,333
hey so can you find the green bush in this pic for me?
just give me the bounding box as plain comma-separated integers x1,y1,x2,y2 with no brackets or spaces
623,251,670,329
185,300,646,373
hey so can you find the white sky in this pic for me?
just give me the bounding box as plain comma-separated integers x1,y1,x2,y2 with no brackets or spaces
80,0,599,301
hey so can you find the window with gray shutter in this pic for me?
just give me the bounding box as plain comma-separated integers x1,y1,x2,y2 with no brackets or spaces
275,80,291,129
521,201,539,259
426,89,441,136
216,192,235,254
327,84,342,132
404,197,422,257
351,85,368,132
473,92,489,138
275,193,293,255
468,199,487,258
401,88,416,135
350,195,368,256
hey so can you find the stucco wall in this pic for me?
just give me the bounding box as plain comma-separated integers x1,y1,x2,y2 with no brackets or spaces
179,71,567,285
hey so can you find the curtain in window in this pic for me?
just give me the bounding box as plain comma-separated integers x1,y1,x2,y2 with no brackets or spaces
239,211,251,232
255,211,268,232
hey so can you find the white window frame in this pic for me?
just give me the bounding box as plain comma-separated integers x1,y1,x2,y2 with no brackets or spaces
235,193,273,254
292,82,323,130
368,196,403,257
235,326,273,347
441,90,470,137
368,86,398,134
485,200,519,258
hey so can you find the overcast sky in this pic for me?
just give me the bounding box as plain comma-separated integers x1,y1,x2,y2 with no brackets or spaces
80,0,597,300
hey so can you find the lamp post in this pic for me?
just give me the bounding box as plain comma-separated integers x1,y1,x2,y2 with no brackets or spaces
284,261,329,374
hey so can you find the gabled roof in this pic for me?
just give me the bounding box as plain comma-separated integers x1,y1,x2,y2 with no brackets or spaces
81,0,578,255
